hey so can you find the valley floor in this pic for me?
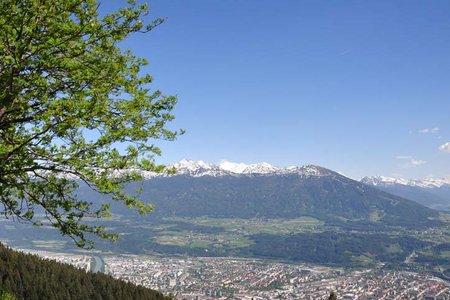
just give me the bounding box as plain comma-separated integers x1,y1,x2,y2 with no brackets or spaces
103,255,450,300
16,248,450,300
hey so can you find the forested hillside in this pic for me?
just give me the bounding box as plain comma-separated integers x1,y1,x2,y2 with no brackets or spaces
0,289,15,300
0,244,169,300
121,172,440,228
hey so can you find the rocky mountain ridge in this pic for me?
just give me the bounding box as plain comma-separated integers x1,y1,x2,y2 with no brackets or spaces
136,159,341,179
360,175,450,189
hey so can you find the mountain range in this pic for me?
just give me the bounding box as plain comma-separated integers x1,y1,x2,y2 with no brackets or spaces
361,175,450,210
360,175,450,189
146,160,450,211
2,160,449,266
138,159,450,187
103,160,443,228
130,159,339,178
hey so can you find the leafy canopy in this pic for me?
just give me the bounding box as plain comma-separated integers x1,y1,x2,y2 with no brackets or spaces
0,0,181,248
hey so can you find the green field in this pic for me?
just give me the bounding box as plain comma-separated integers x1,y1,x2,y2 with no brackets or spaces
3,214,450,272
165,216,323,234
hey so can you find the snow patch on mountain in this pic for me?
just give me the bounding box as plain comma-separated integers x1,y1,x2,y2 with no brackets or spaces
218,161,252,174
361,176,450,188
160,160,336,178
243,162,281,174
169,160,227,177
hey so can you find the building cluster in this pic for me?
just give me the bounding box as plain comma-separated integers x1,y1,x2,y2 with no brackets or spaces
103,255,450,299
15,248,450,299
18,248,92,272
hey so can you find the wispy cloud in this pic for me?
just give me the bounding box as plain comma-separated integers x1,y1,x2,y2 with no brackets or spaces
409,159,427,167
439,142,450,153
339,49,354,56
396,156,426,168
395,155,412,159
418,127,439,134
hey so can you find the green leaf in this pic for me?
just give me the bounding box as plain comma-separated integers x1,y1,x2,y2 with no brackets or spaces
0,0,182,248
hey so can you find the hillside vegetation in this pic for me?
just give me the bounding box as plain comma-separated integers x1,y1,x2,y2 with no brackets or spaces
0,244,169,300
125,172,440,228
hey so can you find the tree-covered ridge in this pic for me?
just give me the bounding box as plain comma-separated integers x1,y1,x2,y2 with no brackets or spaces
122,173,440,228
0,243,169,300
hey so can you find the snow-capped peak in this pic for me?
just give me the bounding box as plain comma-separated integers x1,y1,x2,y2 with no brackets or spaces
173,159,214,172
361,176,450,188
420,177,450,188
170,159,225,177
218,161,250,174
99,160,340,179
164,160,334,178
218,161,281,174
242,162,281,174
360,176,410,186
285,165,332,176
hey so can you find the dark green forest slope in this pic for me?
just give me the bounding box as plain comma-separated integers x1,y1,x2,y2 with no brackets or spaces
0,289,15,300
0,244,168,300
124,172,440,228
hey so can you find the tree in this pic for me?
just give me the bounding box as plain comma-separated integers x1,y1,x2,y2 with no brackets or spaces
0,0,182,248
328,291,337,300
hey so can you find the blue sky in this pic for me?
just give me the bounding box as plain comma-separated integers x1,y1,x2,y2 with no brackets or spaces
108,0,450,179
